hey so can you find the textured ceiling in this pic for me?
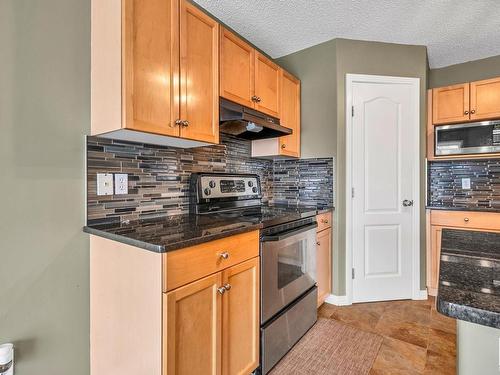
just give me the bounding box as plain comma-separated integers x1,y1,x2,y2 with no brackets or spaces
193,0,500,68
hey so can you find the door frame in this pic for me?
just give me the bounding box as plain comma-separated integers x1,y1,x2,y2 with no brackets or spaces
345,74,422,305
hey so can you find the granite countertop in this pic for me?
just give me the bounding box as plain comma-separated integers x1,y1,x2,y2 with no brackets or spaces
84,204,334,253
426,206,500,213
436,229,500,329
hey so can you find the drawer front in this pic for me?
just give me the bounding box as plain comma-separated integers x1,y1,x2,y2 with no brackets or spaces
430,210,500,231
164,230,259,291
316,212,332,232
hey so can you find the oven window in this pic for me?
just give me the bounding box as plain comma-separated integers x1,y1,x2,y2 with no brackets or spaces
277,240,307,289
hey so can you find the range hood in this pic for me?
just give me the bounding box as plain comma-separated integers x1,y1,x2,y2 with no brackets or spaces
219,98,292,140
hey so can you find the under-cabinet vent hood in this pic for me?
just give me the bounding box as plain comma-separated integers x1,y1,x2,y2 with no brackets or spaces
219,98,292,140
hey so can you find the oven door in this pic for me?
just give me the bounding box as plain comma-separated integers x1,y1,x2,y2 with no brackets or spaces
261,222,317,324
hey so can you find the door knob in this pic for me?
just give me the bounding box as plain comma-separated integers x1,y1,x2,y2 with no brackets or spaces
402,199,414,207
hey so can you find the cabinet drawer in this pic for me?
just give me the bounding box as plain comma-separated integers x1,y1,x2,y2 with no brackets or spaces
163,230,259,291
430,210,500,231
316,212,332,232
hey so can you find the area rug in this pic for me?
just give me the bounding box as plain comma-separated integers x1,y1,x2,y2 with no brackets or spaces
269,318,383,375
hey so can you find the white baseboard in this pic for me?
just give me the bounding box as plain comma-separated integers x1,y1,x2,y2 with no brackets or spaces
413,289,428,300
324,294,350,306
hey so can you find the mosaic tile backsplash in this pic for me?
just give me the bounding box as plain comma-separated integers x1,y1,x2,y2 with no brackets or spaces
87,134,334,223
428,159,500,211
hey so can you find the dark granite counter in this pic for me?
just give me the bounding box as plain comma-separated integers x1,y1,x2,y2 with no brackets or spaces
84,204,334,253
426,206,500,213
437,229,500,329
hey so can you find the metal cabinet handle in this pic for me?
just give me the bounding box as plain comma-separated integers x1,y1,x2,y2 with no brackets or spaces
257,97,262,102
181,120,189,127
470,110,476,114
281,144,286,149
316,241,321,246
321,219,329,224
220,251,230,260
402,199,414,207
223,283,231,291
217,286,226,295
173,119,183,127
464,110,469,115
464,217,469,222
251,95,259,102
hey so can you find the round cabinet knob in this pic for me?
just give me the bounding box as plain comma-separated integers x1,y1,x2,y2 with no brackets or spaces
181,120,189,127
251,95,259,102
220,251,230,260
322,219,329,224
173,119,183,127
471,109,476,114
281,144,286,149
252,187,258,194
248,180,254,187
464,217,470,222
217,286,226,295
316,241,321,246
223,283,232,291
204,188,211,196
209,180,216,188
464,110,469,115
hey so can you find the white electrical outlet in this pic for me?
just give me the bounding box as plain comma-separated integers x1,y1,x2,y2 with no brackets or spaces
462,178,471,190
114,174,128,195
97,173,114,196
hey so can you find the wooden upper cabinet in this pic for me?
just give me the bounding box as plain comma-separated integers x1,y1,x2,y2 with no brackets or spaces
123,0,179,136
219,27,255,108
470,77,500,121
254,52,281,117
279,70,301,157
432,83,470,124
164,273,222,375
179,0,219,144
222,258,259,375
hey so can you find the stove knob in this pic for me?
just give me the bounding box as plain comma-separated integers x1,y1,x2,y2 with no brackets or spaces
204,188,211,196
248,180,254,187
252,187,258,194
209,180,216,188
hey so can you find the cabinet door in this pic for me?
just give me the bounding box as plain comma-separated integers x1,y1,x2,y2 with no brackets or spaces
279,71,301,157
123,0,179,136
222,258,259,375
164,273,222,375
316,229,332,307
220,27,255,108
254,52,281,118
432,83,470,124
179,0,219,144
428,225,442,296
470,77,500,121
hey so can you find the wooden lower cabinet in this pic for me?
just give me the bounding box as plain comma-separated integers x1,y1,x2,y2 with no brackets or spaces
164,257,260,375
316,212,333,307
164,273,222,375
426,210,500,296
222,258,260,375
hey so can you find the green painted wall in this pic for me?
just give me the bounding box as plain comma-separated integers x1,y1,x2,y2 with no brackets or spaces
279,38,428,295
0,1,90,374
429,54,500,88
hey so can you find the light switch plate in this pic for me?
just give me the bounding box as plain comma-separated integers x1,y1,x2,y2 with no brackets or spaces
462,178,471,190
97,173,114,196
114,174,128,195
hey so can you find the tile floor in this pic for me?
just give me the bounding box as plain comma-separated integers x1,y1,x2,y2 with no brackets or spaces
318,297,457,374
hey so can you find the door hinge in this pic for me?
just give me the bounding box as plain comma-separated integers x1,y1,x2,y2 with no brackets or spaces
351,106,354,117
352,268,355,279
351,187,355,198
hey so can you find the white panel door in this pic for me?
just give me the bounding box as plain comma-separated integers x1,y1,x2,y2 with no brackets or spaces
351,78,418,303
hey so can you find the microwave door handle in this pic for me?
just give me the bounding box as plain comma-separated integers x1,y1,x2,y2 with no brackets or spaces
261,222,318,242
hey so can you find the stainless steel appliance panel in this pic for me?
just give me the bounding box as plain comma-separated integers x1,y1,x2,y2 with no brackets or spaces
261,223,317,324
260,286,318,374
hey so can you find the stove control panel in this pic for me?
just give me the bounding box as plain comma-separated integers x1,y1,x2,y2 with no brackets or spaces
199,175,260,199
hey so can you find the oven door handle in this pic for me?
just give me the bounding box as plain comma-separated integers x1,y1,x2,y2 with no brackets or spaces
261,222,318,242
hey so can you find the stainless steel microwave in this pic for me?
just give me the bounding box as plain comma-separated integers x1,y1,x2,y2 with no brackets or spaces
435,120,500,156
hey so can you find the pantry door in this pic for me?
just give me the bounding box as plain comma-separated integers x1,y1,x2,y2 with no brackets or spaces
346,74,420,303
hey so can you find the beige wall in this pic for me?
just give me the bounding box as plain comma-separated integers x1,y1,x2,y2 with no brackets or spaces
0,1,90,374
429,54,500,88
279,38,428,295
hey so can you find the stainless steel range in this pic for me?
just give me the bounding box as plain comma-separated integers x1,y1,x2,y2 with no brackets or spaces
190,173,318,374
